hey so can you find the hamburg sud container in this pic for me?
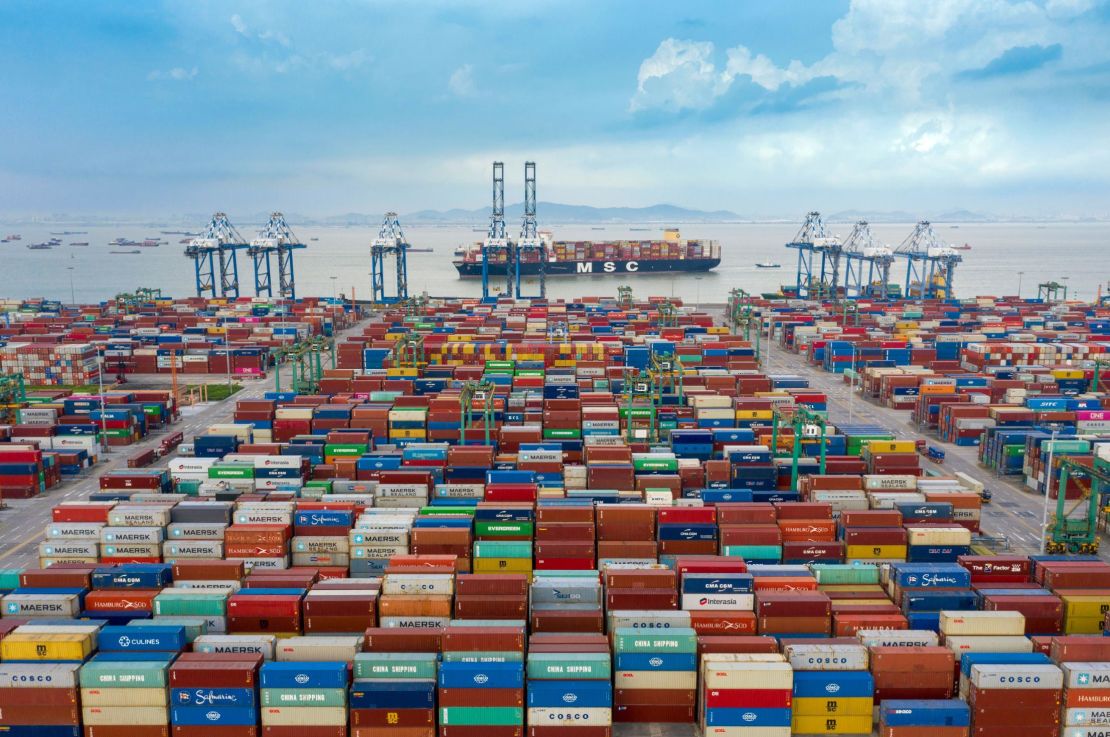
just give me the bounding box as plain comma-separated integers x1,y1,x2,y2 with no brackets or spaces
350,652,437,736
0,662,82,736
169,652,262,735
968,663,1063,737
700,654,793,737
79,658,171,735
613,627,697,723
259,661,349,736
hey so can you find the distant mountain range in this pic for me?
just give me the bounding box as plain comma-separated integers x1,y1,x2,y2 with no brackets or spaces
825,209,996,223
400,201,742,225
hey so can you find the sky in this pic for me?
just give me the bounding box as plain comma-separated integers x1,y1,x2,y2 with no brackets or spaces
2,0,1109,219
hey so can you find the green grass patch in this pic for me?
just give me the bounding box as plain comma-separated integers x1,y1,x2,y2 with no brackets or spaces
190,383,243,401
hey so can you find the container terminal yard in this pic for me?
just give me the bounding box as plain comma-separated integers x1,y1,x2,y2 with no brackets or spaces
0,205,1107,737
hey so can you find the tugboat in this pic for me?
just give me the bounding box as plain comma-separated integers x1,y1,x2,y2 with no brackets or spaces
755,262,781,269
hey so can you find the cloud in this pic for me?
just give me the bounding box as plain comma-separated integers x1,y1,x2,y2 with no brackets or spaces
230,14,247,36
630,39,723,111
449,64,476,97
326,49,369,71
957,43,1063,79
147,66,198,82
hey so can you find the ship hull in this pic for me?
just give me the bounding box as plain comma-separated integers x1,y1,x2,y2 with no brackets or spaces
454,257,720,278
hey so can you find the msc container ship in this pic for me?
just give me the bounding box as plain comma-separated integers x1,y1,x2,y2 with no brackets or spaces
453,228,720,277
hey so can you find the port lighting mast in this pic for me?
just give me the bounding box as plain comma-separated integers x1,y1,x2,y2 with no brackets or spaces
185,212,250,299
514,161,546,300
249,212,306,300
481,161,513,302
370,212,411,304
895,221,961,300
840,221,895,299
786,212,840,299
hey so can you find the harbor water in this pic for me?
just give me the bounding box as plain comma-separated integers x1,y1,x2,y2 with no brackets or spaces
1,222,1106,303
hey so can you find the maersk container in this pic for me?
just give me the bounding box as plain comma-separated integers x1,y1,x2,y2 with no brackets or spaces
3,592,82,618
193,634,276,659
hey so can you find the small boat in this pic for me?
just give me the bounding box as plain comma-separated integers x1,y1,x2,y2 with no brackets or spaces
138,240,161,247
110,249,141,254
952,243,972,250
591,227,605,230
310,237,319,241
69,242,90,246
27,243,54,250
4,234,22,240
755,262,781,269
408,247,434,253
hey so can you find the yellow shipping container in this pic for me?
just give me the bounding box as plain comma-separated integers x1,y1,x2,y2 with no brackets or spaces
446,334,474,342
1061,595,1110,620
385,368,419,377
791,715,872,734
736,410,774,420
388,429,427,439
1052,369,1084,380
472,558,533,574
1064,616,1105,634
793,697,873,717
864,440,918,454
846,545,907,560
0,633,94,661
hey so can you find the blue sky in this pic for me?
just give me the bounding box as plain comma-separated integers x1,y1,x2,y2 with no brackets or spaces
1,0,1109,218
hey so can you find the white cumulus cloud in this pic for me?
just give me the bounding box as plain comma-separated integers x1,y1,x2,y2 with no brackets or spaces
630,39,723,111
230,13,248,36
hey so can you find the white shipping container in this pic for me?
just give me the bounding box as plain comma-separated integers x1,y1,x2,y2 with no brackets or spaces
193,634,276,659
527,707,612,725
166,523,228,540
39,541,99,558
945,635,1033,660
784,643,869,671
969,663,1063,690
679,593,754,611
607,610,692,631
1062,662,1110,689
231,556,290,570
108,507,172,527
382,574,454,596
1064,709,1110,728
81,706,169,725
701,661,793,690
80,687,168,707
864,475,918,491
174,580,241,594
101,526,164,544
46,523,104,540
907,526,972,546
275,635,361,662
100,542,161,558
292,536,349,554
856,629,939,648
379,616,450,629
939,610,1025,636
614,670,697,690
261,706,347,727
0,663,81,688
163,541,224,558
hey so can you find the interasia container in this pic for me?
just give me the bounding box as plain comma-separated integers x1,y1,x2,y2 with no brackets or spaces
275,635,361,662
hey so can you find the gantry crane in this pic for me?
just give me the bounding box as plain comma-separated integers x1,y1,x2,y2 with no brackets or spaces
621,367,658,442
370,212,411,304
459,380,497,445
786,212,841,299
840,221,896,299
249,212,306,300
1045,457,1110,554
656,300,679,328
769,404,830,491
185,212,250,299
1038,280,1069,302
728,288,761,361
114,287,164,314
617,285,634,311
481,161,513,302
271,337,332,394
513,161,546,299
0,373,26,425
392,333,426,370
894,221,961,300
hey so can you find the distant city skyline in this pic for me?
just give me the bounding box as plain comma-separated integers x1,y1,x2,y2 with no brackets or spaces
2,1,1109,219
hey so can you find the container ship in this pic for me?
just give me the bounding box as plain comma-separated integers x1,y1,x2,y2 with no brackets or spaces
453,228,720,277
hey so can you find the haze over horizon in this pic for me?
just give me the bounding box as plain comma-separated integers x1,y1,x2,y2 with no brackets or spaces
3,1,1109,220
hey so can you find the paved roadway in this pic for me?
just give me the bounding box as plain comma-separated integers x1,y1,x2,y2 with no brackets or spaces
0,311,377,570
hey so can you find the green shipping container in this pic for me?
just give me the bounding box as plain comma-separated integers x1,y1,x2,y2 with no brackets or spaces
261,688,347,707
0,569,22,590
543,428,581,439
324,444,368,457
440,707,523,726
208,465,254,479
153,591,227,617
132,617,208,642
472,541,532,559
369,391,403,402
353,653,438,679
811,563,881,585
613,628,697,653
722,545,783,561
79,661,168,688
475,520,534,537
633,458,678,472
526,652,611,679
419,506,475,517
442,651,524,663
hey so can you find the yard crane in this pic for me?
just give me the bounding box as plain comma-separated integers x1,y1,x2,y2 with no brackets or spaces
727,288,761,361
1038,280,1069,303
840,221,895,299
249,212,306,300
617,285,634,311
185,212,250,299
770,404,830,492
459,380,497,445
513,161,546,299
1044,456,1110,554
786,212,841,299
894,221,961,300
370,212,411,304
271,337,332,394
481,161,513,302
